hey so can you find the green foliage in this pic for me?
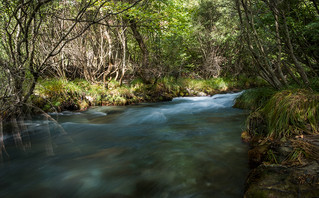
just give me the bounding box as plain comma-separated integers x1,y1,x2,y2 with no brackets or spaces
234,87,276,110
237,0,319,87
235,76,268,88
33,76,254,112
34,78,107,111
309,78,319,91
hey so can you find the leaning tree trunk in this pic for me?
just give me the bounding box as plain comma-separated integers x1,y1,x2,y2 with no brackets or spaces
273,9,287,86
128,17,151,83
129,18,149,69
118,22,127,86
239,0,284,89
282,12,309,86
103,27,114,84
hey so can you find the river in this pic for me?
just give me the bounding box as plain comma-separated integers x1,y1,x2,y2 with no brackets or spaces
0,92,249,198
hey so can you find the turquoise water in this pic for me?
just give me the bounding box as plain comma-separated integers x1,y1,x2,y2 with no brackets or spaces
0,92,249,198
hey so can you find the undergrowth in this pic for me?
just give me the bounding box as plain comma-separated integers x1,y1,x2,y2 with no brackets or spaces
32,75,260,112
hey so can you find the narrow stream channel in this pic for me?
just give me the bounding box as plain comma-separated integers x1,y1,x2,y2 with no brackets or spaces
1,92,249,198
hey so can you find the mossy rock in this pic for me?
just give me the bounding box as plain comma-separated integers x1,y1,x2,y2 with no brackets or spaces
248,144,270,167
245,162,319,198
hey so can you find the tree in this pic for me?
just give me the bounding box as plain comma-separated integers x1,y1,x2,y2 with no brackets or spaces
0,0,142,153
0,0,141,120
235,0,318,88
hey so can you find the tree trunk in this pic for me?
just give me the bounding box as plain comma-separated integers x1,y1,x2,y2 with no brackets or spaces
128,18,149,69
283,61,301,85
273,5,287,86
282,13,309,86
103,28,114,84
239,0,283,89
119,24,127,86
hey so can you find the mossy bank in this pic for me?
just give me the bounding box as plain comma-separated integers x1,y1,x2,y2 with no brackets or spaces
32,76,264,113
235,87,319,198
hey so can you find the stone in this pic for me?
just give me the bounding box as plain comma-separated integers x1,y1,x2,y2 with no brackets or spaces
197,92,207,96
244,159,319,198
248,144,270,167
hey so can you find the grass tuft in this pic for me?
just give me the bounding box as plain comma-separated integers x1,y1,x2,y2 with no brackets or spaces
263,89,319,138
234,87,276,110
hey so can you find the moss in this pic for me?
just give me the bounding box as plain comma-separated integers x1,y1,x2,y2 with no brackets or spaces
34,78,106,111
245,187,296,198
245,162,319,198
244,187,269,198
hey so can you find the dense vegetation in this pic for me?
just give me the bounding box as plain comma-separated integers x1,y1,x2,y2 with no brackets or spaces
0,0,318,196
1,0,318,146
32,75,264,112
1,0,318,118
0,1,317,134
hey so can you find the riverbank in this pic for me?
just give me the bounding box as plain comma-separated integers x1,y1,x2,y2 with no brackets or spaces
31,76,264,113
234,88,319,197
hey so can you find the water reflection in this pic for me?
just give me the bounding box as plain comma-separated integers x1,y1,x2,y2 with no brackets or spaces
0,92,249,198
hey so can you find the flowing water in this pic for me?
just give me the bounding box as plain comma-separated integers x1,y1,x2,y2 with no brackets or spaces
0,92,249,198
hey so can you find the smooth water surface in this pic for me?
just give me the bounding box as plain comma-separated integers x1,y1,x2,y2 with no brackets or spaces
1,92,249,198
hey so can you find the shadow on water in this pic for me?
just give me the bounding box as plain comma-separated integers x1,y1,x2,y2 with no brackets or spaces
0,92,249,198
